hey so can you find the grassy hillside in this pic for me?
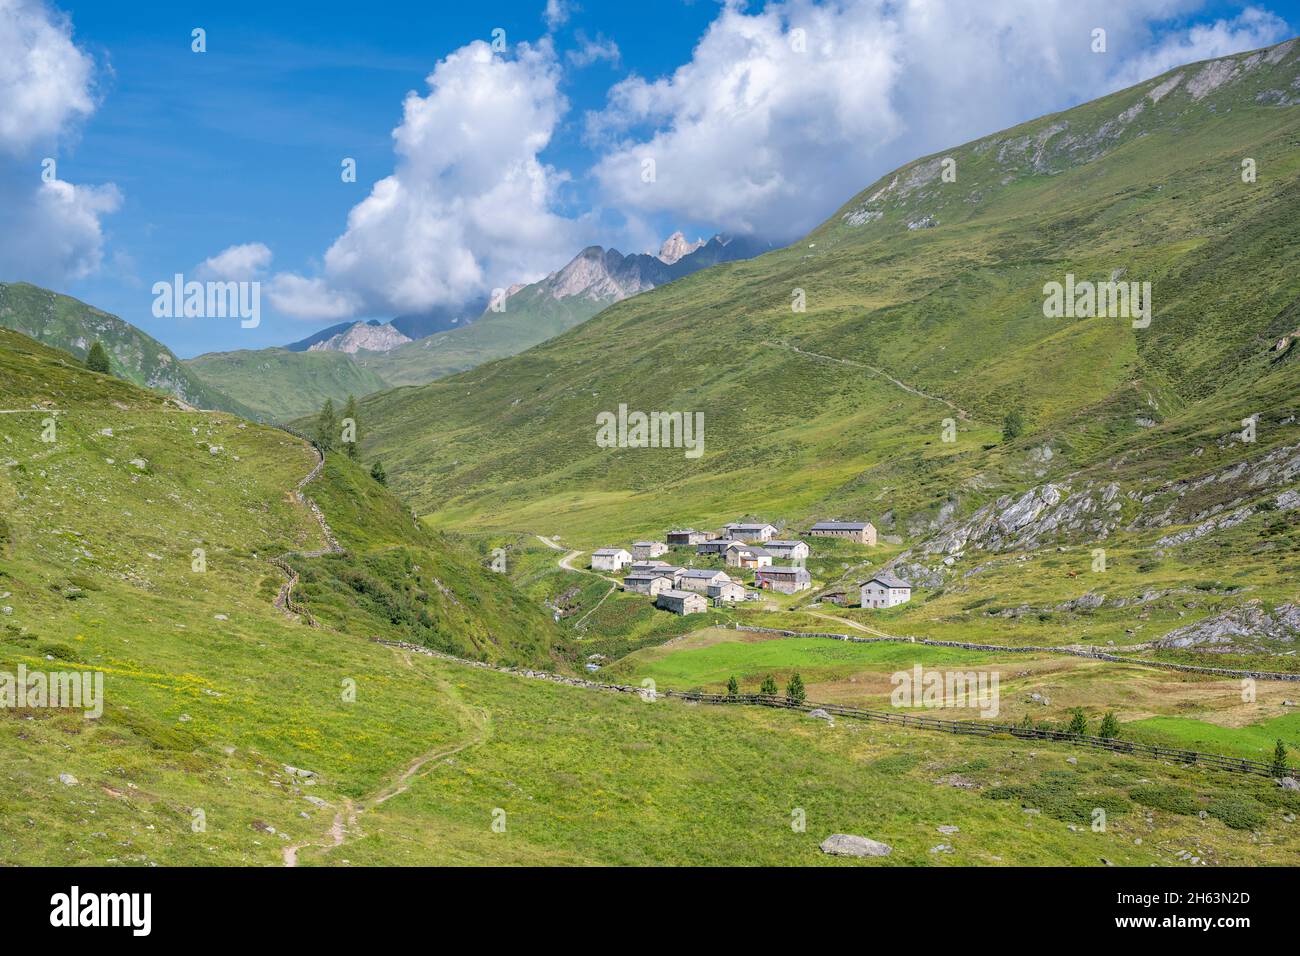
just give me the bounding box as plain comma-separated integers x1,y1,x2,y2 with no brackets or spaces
185,348,391,421
350,42,1300,671
0,282,255,417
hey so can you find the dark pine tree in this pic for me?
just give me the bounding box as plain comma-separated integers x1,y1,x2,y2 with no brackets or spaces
86,341,111,374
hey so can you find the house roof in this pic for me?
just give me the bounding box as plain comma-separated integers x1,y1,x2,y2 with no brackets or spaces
811,521,872,531
765,540,806,548
862,572,911,588
658,589,702,601
624,571,673,582
729,522,775,531
593,548,630,556
757,565,809,576
707,580,746,590
680,568,729,580
667,528,697,534
724,542,771,555
632,541,664,547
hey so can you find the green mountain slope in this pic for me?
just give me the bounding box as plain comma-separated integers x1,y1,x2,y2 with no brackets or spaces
353,42,1300,663
0,281,256,417
185,347,391,421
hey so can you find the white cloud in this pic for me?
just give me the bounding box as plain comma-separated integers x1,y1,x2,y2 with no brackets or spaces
0,0,96,155
265,274,361,322
0,0,118,284
274,38,589,321
544,0,572,31
568,32,621,68
196,242,273,281
587,0,1293,239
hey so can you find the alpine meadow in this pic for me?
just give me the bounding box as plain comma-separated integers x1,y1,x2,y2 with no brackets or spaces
2,2,1299,922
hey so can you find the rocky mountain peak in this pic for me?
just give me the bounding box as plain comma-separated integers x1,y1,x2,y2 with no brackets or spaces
657,231,706,265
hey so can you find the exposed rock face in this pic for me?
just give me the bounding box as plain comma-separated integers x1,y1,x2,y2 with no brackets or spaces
819,833,892,858
307,321,411,354
657,231,705,265
920,481,1122,558
1155,602,1300,653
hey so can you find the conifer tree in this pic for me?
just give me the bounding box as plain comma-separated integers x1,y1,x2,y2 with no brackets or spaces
86,341,111,374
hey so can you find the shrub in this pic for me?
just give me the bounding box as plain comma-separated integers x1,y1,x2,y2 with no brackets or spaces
1207,797,1266,831
726,675,738,697
1099,712,1121,739
1129,784,1200,816
759,674,778,695
1002,408,1025,442
786,671,806,704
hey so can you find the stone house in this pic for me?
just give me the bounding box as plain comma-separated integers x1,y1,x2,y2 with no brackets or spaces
725,522,778,542
696,539,737,556
707,580,748,604
667,529,714,546
754,565,812,594
632,540,669,559
623,571,675,596
809,521,877,545
676,568,732,593
656,589,708,615
860,572,912,608
764,540,810,562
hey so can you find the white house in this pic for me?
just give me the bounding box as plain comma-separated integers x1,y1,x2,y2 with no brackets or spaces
591,548,633,572
860,572,911,608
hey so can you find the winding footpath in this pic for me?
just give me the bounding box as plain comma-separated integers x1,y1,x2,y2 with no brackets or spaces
763,341,971,420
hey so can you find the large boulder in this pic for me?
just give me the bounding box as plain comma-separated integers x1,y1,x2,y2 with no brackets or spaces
819,834,892,858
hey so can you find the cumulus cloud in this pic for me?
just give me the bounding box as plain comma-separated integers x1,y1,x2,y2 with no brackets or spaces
196,242,273,281
586,0,1293,239
272,38,589,321
0,0,117,284
265,274,361,322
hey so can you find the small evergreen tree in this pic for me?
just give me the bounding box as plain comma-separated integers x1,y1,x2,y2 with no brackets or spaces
1002,408,1024,442
726,675,738,697
1067,708,1087,736
1019,714,1034,731
786,671,806,704
317,398,338,452
341,394,359,459
1098,711,1120,739
759,674,778,696
1272,738,1291,778
86,341,111,374
370,460,387,485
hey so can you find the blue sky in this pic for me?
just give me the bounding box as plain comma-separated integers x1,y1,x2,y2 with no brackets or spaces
1,0,1297,356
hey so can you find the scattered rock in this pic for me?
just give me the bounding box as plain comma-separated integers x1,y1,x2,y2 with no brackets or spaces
807,709,833,721
819,833,892,858
1280,777,1299,791
284,765,317,779
937,825,960,834
58,773,78,786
